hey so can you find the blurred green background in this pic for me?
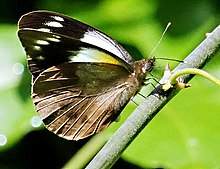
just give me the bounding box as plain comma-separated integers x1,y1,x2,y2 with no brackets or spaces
0,0,220,168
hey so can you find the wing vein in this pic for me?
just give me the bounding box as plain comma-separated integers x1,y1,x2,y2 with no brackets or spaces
47,96,87,128
36,91,81,111
73,85,126,139
80,87,126,138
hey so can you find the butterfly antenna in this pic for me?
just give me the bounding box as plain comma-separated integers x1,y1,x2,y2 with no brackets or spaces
149,22,171,58
155,57,186,63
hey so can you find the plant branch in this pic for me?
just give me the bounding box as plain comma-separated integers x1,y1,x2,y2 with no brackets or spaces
86,25,220,169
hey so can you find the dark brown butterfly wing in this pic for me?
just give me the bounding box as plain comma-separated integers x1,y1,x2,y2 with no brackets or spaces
18,11,134,79
33,62,140,140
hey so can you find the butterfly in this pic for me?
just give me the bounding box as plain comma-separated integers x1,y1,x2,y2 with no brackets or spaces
18,10,155,141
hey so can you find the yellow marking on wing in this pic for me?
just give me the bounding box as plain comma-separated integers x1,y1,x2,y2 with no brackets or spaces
69,48,123,66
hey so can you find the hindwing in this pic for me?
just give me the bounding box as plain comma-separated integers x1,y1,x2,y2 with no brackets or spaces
33,62,139,140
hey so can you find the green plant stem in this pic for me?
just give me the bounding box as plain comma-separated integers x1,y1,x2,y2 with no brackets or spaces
170,68,220,86
86,25,220,169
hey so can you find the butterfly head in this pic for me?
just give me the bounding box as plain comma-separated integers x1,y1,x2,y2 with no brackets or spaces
134,57,155,76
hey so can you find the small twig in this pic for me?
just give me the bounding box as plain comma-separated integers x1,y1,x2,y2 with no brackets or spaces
161,65,220,91
86,25,220,169
171,68,220,86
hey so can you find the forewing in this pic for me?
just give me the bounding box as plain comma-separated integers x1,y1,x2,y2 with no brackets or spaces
33,62,137,140
18,11,134,78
